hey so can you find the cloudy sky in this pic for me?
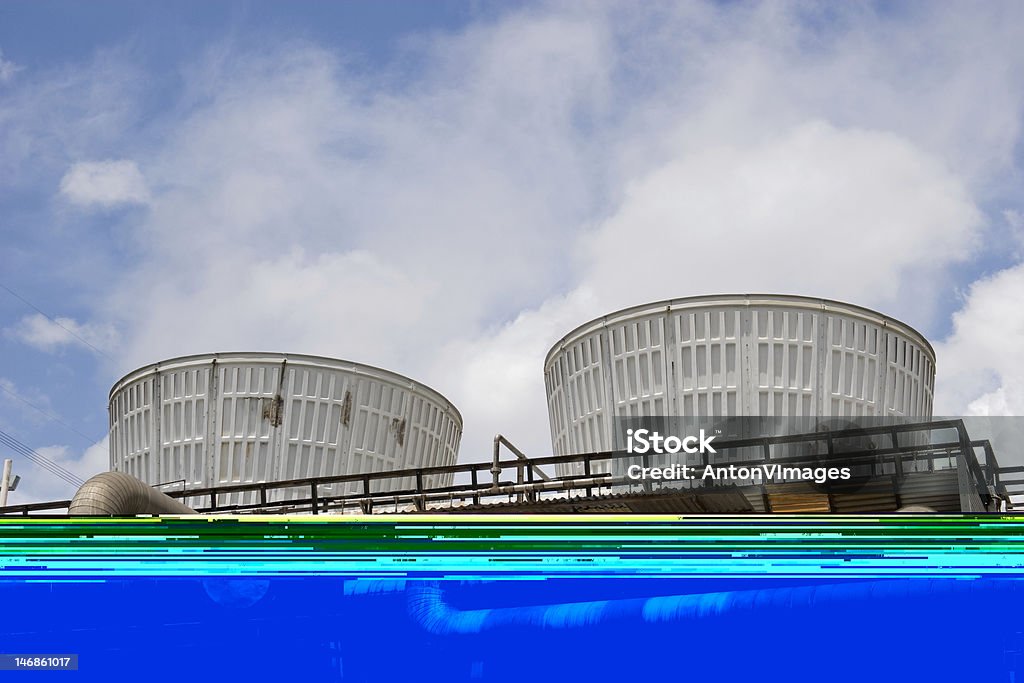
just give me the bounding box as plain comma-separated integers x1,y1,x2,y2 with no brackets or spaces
1,1,1023,505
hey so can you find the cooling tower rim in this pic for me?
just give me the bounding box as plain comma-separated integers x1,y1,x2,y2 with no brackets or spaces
544,293,935,370
109,351,463,426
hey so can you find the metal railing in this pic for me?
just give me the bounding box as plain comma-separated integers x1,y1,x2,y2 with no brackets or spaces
996,463,1024,510
0,419,1006,515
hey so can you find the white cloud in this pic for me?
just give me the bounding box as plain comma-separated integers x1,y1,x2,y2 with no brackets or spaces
5,437,109,506
429,288,602,456
1006,209,1024,232
934,264,1024,416
5,2,1024,478
6,313,118,354
107,248,432,368
89,3,1023,466
0,378,56,428
0,49,21,83
59,159,150,207
445,121,984,457
0,48,145,191
580,121,981,323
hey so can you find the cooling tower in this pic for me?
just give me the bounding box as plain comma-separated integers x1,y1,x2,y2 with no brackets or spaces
108,353,462,508
544,295,935,461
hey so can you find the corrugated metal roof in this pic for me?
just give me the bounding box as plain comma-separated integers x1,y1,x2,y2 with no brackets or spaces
418,469,967,515
436,486,755,514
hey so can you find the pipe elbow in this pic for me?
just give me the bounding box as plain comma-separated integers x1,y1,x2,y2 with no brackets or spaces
69,471,195,516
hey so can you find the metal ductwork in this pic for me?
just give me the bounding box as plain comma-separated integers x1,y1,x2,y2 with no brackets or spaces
69,472,195,515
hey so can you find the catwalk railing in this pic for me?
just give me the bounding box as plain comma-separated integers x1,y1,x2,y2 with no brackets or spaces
0,419,1010,515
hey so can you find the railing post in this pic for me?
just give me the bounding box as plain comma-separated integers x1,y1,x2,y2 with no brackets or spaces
311,483,319,515
491,437,502,491
525,460,535,502
516,462,524,503
955,420,991,511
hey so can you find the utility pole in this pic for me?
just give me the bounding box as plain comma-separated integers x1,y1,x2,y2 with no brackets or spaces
0,458,12,508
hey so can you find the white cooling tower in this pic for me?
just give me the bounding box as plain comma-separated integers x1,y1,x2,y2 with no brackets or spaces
108,353,462,508
544,295,935,459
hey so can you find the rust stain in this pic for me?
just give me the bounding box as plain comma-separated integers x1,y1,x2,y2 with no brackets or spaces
341,390,352,427
391,417,406,447
262,394,284,427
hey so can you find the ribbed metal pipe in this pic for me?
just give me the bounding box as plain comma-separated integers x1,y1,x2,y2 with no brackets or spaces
69,472,195,515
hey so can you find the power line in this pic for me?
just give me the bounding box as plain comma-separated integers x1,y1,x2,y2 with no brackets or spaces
0,433,83,489
0,381,103,446
0,432,83,488
0,428,86,488
0,282,104,491
0,281,113,359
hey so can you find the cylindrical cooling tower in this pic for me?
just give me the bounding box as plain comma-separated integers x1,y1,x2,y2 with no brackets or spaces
109,353,462,508
544,295,935,459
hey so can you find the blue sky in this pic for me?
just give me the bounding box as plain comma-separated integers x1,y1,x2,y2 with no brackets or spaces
1,1,1024,504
